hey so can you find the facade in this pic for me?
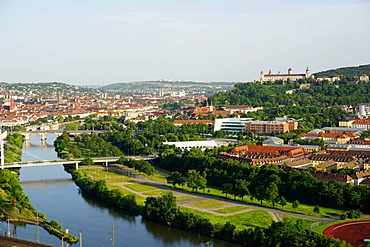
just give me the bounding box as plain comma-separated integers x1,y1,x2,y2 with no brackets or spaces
356,103,370,118
173,119,213,126
163,140,218,151
259,68,312,83
214,118,254,133
244,120,298,134
352,119,370,130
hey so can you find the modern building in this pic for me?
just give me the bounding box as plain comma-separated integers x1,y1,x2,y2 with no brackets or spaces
214,118,253,133
163,140,218,151
244,120,298,134
259,68,312,83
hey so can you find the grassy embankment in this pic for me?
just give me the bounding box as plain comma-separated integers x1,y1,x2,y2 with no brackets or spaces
80,164,369,234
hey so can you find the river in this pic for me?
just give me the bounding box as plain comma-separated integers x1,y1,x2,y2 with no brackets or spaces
5,134,240,247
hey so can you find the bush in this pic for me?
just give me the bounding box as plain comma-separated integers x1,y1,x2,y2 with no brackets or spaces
313,205,320,213
340,212,348,220
292,200,300,209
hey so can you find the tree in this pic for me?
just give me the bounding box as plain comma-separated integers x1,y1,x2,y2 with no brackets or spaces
166,172,185,188
292,200,300,209
221,183,234,198
279,196,287,208
80,158,94,166
314,205,320,213
186,170,207,193
235,179,249,201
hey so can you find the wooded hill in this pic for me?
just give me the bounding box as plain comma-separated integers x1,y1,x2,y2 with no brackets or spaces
314,64,370,77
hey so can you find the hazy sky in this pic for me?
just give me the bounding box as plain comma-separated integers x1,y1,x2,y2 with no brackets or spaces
0,0,369,85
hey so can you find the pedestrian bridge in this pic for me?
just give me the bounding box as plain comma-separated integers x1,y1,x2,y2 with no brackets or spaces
1,157,120,170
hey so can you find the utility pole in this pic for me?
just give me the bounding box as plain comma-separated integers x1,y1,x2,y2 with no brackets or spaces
78,230,83,247
110,225,115,247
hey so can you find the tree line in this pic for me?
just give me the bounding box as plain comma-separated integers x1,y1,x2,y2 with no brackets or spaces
71,169,349,247
154,148,370,213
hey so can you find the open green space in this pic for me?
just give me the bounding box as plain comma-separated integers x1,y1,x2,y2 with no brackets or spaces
186,199,227,209
82,167,133,183
215,206,249,214
165,184,344,218
179,207,273,230
282,215,316,230
175,195,195,201
109,185,146,205
143,190,171,196
124,183,159,192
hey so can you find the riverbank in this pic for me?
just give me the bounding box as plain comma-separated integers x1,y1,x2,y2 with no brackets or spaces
71,165,347,246
0,133,78,244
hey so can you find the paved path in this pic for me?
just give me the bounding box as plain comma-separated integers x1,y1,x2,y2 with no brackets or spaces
103,168,330,223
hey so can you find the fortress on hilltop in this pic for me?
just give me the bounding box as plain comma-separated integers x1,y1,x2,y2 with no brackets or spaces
259,67,313,83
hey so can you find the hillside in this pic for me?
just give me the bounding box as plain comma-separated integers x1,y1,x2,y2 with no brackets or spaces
100,80,235,96
314,64,370,77
101,80,234,90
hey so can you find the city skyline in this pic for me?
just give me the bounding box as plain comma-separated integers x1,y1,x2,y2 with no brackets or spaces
0,0,369,85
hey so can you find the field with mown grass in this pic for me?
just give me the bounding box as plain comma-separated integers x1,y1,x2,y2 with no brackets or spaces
215,206,249,214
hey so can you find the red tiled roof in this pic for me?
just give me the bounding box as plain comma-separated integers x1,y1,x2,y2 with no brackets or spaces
174,120,213,124
353,119,370,125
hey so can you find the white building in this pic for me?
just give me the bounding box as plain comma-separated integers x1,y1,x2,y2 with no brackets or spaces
163,140,218,151
214,118,253,133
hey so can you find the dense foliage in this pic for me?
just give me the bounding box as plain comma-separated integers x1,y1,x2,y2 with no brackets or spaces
314,64,370,77
142,192,348,247
71,170,140,214
212,79,370,108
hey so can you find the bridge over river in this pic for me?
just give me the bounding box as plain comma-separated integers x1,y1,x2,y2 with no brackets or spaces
11,130,106,141
1,157,120,170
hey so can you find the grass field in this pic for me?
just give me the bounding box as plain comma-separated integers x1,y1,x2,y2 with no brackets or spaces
124,183,159,192
179,207,273,230
109,185,146,205
164,184,344,218
143,190,171,196
186,199,227,209
175,195,195,201
215,206,249,214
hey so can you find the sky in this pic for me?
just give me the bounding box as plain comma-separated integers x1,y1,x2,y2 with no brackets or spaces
0,0,369,85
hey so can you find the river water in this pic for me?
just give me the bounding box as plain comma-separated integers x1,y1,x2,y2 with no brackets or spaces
5,134,240,247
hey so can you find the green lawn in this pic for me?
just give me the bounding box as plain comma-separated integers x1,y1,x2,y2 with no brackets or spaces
164,184,343,218
175,195,195,201
109,185,146,205
83,167,132,183
186,199,227,209
124,183,159,192
215,206,249,214
143,190,171,196
282,215,315,230
179,207,273,230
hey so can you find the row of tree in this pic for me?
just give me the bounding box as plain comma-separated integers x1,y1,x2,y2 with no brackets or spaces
71,170,349,247
154,148,370,213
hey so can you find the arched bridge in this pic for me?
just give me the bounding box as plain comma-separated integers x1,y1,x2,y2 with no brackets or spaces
12,130,106,141
1,157,120,170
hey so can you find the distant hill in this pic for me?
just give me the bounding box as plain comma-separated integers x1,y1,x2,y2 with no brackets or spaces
100,80,236,95
101,80,234,90
314,64,370,77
